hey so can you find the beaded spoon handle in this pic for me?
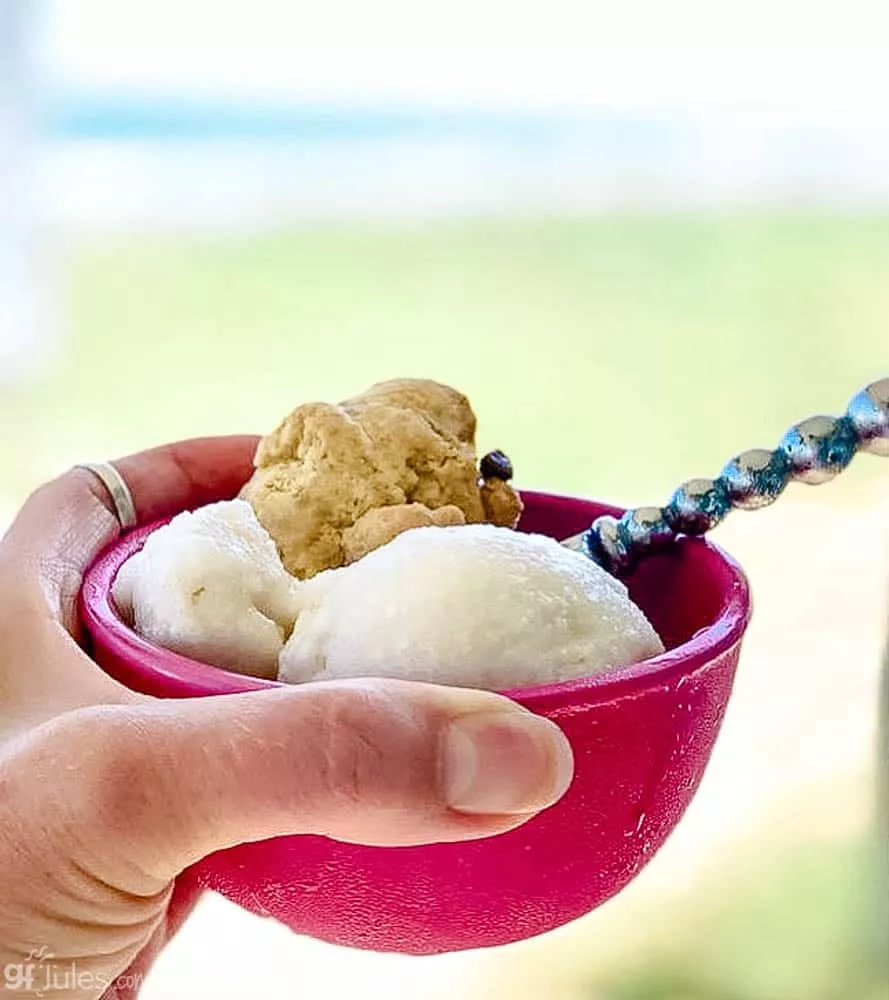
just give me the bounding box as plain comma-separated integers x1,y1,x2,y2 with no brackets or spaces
560,377,889,575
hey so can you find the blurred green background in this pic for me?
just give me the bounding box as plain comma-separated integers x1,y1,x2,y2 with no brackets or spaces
2,213,885,509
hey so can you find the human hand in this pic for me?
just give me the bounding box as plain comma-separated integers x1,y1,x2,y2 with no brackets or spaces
0,437,573,998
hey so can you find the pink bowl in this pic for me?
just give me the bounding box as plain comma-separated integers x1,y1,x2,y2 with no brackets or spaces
80,491,750,955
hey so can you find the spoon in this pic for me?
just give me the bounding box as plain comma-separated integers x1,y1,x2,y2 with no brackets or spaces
556,376,889,573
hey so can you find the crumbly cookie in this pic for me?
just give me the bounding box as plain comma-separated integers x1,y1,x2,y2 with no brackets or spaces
480,477,524,528
343,502,465,564
241,379,523,578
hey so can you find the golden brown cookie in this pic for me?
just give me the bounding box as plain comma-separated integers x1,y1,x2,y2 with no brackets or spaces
342,378,477,445
343,503,465,564
242,379,521,578
480,478,524,528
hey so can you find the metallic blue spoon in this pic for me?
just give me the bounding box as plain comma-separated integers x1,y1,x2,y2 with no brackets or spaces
561,376,889,574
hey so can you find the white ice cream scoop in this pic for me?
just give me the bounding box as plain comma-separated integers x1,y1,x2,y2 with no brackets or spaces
278,522,664,690
113,499,300,679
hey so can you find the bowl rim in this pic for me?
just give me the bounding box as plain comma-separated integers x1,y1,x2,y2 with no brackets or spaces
79,489,751,710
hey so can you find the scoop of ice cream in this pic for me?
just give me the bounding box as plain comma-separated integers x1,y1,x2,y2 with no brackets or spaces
113,499,300,679
279,523,664,690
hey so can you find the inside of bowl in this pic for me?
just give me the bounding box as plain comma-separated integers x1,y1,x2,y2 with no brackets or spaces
624,546,727,651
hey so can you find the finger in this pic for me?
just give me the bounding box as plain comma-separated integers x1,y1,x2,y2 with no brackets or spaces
0,612,138,735
0,436,259,632
16,680,574,894
110,435,259,525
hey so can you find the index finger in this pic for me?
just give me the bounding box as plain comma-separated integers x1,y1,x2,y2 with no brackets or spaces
0,435,259,631
109,435,260,525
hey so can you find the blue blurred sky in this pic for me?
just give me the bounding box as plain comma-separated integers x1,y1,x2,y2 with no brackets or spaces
11,1,889,228
40,0,889,116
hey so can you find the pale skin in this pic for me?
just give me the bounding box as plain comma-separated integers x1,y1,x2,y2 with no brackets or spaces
0,436,574,999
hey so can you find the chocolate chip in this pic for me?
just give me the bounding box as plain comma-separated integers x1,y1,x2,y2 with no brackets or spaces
480,450,514,481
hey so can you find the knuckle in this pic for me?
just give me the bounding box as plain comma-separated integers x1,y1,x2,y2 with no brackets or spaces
309,686,427,809
45,707,162,839
0,706,174,893
314,692,387,805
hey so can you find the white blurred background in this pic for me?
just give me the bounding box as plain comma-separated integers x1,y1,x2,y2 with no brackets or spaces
35,1,889,230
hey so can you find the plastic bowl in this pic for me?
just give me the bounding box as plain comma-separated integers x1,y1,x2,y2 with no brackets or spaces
79,491,750,955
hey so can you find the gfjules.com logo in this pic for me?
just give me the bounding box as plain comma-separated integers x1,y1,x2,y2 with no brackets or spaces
3,946,144,996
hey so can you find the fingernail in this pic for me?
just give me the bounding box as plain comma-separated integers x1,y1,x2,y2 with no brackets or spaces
441,710,574,815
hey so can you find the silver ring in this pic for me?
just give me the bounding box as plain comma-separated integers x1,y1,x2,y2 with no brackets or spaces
76,461,138,529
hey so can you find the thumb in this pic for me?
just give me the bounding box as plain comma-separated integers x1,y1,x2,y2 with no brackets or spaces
14,680,574,894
